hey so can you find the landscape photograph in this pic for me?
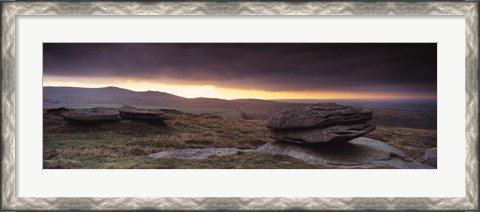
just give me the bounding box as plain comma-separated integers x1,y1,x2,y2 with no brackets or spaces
43,43,437,169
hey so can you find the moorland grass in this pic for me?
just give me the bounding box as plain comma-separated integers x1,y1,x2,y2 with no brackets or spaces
43,109,436,169
44,111,320,168
365,125,437,161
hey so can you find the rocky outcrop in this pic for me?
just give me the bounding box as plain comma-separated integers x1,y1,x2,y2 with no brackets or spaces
255,137,432,169
119,107,167,125
262,104,430,168
60,107,169,126
271,123,375,144
420,147,437,168
148,148,248,159
267,103,373,130
267,103,375,143
61,108,121,124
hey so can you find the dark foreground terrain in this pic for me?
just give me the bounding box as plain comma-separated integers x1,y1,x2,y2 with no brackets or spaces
43,107,437,169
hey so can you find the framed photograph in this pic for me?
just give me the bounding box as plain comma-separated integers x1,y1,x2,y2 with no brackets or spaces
1,1,478,210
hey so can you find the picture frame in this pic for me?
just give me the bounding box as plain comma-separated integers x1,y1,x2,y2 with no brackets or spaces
1,1,478,210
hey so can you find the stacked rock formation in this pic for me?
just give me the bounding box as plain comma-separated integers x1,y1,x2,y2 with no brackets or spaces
142,102,433,169
267,103,375,143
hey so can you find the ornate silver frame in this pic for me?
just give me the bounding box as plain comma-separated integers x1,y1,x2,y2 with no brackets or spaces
1,1,478,210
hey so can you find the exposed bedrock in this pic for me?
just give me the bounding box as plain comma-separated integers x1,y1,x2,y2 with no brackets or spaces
255,137,432,169
146,137,431,169
148,148,248,159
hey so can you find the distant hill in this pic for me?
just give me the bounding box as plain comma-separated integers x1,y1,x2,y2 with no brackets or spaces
43,86,436,129
43,86,293,110
232,98,282,105
44,86,186,108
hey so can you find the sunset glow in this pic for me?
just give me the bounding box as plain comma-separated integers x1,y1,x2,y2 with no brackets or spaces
43,43,437,101
43,76,433,100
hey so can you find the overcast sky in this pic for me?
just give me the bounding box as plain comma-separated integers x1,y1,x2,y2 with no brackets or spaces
43,43,436,97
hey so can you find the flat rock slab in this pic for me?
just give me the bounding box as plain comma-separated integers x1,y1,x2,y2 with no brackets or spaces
271,123,375,143
119,107,167,125
148,148,248,159
267,103,373,130
255,137,432,169
61,108,121,124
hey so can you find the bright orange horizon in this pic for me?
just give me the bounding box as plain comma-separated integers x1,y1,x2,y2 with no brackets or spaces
43,76,435,100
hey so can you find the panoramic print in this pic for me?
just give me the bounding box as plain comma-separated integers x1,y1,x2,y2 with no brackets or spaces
43,43,437,169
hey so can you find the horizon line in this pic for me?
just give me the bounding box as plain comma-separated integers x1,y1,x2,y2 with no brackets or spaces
43,85,437,101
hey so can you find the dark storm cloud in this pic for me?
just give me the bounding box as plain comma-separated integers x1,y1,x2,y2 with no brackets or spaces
43,43,436,94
